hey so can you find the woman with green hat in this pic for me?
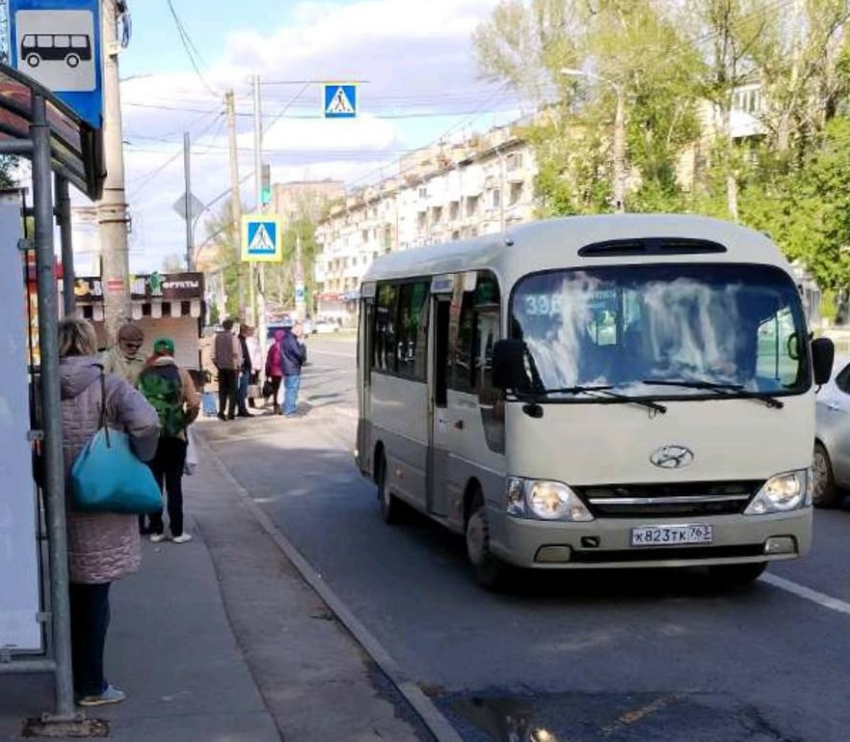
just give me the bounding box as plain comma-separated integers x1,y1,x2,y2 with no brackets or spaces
138,337,200,543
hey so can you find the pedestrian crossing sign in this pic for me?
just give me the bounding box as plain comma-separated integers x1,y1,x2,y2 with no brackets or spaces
241,215,283,263
324,84,358,119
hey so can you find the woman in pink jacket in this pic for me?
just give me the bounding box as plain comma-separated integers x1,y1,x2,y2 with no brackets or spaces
59,319,159,707
264,328,285,415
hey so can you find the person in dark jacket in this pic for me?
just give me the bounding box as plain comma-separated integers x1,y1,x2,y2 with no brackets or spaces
264,328,285,415
281,322,307,417
236,325,254,418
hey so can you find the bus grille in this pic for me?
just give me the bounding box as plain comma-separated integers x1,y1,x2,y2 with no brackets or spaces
575,481,763,518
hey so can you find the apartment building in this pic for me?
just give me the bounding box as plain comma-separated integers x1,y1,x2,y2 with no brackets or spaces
314,124,537,322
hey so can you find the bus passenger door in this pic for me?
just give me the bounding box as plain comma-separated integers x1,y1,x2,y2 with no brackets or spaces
356,296,374,477
427,294,452,517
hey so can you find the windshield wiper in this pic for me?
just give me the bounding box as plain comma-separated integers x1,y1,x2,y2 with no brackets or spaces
527,385,667,415
642,378,784,409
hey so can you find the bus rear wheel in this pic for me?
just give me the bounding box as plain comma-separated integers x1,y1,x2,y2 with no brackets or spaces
466,491,511,591
26,54,40,68
65,54,80,68
376,454,403,524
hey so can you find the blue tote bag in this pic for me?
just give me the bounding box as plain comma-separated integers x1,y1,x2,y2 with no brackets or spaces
69,376,162,515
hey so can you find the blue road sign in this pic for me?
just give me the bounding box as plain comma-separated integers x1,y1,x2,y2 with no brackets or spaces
8,0,103,129
323,84,357,119
241,215,283,263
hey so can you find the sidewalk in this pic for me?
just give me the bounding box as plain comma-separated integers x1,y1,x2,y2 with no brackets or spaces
1,417,426,741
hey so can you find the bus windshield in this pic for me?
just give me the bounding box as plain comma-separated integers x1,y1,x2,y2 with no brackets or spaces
510,264,809,399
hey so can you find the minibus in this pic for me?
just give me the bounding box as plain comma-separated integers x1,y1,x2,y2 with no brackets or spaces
356,215,833,588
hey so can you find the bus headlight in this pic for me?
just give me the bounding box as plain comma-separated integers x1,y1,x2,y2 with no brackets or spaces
745,470,809,515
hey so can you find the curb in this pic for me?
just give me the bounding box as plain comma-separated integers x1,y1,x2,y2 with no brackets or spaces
195,433,465,742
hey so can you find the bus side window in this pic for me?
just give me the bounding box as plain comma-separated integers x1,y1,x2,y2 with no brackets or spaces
373,283,398,373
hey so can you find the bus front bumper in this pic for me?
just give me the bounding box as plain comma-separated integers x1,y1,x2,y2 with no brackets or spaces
491,508,813,569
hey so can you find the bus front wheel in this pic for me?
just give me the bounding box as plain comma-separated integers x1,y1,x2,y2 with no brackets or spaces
376,454,403,524
466,491,511,591
26,54,40,68
66,54,80,68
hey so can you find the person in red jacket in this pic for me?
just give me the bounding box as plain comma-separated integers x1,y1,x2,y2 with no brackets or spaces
264,329,285,415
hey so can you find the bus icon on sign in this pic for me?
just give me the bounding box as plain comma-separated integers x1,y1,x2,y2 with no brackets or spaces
21,34,92,69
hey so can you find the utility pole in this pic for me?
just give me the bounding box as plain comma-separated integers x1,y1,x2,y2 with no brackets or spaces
98,0,131,344
225,90,245,319
183,131,194,270
612,86,626,214
252,74,265,337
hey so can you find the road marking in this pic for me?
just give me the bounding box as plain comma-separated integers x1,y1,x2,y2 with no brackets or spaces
761,573,850,617
195,434,466,742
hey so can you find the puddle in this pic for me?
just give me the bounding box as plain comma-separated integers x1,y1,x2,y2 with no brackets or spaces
435,691,801,742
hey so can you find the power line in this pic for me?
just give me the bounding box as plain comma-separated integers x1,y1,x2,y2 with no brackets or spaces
164,0,219,96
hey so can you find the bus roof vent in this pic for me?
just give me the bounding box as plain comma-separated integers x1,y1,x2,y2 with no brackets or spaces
578,238,727,258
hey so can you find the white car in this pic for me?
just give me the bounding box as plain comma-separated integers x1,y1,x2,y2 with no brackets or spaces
814,355,850,507
313,319,341,334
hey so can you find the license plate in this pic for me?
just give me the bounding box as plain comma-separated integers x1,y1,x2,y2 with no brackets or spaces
630,525,713,547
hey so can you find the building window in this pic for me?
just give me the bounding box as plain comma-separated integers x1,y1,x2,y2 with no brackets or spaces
418,186,428,198
491,189,501,209
417,212,427,231
506,152,523,171
449,201,460,221
465,195,480,217
361,229,368,243
433,206,443,224
509,181,524,206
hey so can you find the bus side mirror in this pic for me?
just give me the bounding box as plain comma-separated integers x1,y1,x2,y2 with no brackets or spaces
812,337,834,386
492,339,527,391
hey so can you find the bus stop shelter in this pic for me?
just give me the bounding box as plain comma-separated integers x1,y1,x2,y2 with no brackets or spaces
0,61,105,728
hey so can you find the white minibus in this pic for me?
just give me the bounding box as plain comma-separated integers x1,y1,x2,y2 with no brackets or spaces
356,215,834,588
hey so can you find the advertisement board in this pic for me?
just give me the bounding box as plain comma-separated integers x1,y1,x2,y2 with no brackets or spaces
0,193,41,652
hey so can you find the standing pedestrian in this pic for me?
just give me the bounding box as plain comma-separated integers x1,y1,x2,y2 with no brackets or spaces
281,322,307,418
102,323,146,387
211,318,241,421
101,322,150,534
198,331,218,418
138,338,201,544
236,325,254,418
246,326,263,409
265,328,285,415
59,319,159,707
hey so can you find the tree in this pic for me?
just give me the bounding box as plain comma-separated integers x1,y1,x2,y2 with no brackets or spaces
161,254,185,273
475,0,702,215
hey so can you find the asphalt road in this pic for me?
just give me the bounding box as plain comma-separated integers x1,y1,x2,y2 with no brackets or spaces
204,336,850,742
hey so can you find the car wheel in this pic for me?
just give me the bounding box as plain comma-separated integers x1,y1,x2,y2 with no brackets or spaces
707,562,767,588
376,453,404,524
465,490,512,591
26,54,40,68
813,442,840,508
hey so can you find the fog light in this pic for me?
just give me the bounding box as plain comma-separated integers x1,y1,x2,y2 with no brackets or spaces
535,545,572,563
764,536,796,555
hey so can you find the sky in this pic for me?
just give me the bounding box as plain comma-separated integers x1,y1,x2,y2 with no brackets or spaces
104,0,524,272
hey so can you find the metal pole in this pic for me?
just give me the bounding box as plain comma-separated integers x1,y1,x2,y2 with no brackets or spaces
31,95,76,722
225,90,245,320
612,85,626,214
184,132,194,271
252,74,265,337
98,0,131,344
55,175,75,318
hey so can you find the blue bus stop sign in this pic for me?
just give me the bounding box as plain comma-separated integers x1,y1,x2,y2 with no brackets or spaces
8,0,103,129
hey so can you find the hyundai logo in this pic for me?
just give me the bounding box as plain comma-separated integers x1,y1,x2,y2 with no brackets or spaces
650,445,694,469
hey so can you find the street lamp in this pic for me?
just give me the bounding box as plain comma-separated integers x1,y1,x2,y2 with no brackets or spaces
561,67,626,214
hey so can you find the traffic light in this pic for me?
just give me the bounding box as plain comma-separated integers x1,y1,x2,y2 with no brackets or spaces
262,164,271,206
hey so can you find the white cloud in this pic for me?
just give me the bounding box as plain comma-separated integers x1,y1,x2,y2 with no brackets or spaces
101,0,509,272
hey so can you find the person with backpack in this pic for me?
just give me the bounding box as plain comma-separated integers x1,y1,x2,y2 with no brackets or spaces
265,328,285,415
138,338,200,544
